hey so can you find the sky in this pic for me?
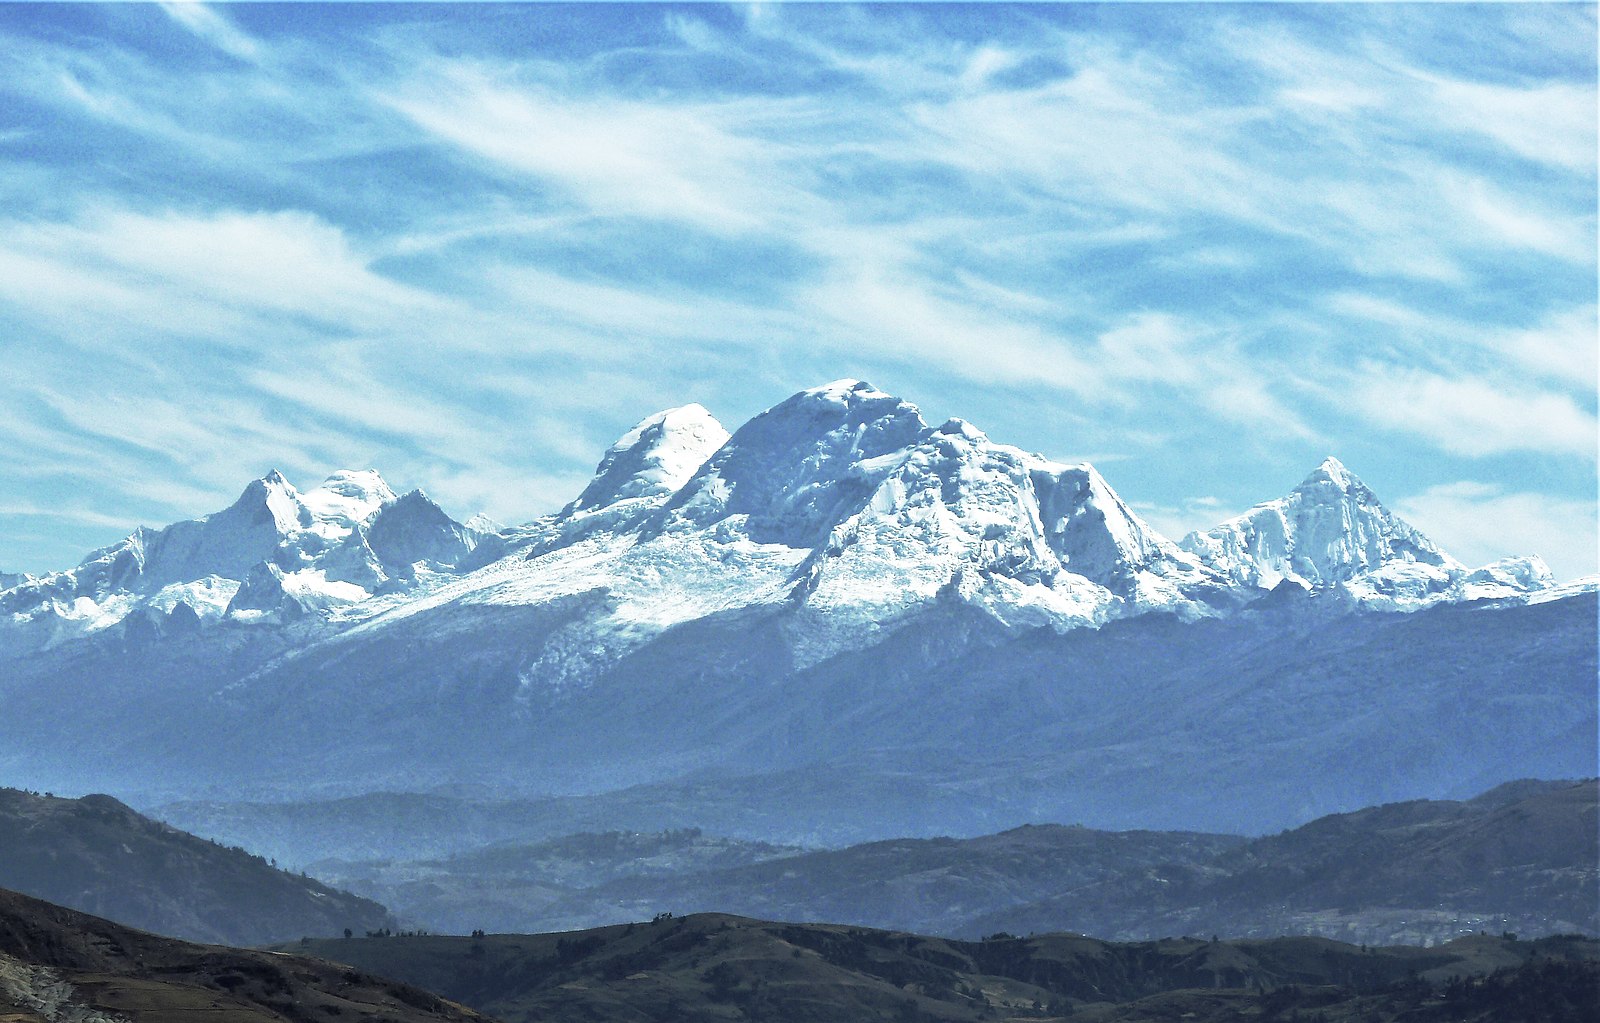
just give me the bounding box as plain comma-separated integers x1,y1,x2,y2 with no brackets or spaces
0,2,1595,581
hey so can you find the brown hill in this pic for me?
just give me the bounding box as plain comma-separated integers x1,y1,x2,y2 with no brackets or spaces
0,788,390,945
0,886,483,1023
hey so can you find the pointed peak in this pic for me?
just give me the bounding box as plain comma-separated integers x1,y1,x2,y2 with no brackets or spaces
1304,455,1355,487
1293,456,1383,506
210,471,308,535
236,470,300,506
390,487,441,508
464,512,502,535
1182,455,1456,592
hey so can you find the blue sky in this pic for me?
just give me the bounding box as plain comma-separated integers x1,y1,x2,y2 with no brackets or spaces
0,2,1595,580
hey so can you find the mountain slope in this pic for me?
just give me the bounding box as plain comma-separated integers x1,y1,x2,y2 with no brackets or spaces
7,584,1592,837
313,824,1243,937
0,788,391,945
0,886,481,1023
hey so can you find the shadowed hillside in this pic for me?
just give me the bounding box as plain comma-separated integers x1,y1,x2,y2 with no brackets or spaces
0,886,481,1023
0,788,391,945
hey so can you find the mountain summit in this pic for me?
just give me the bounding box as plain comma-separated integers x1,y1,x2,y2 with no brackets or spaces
1181,456,1458,595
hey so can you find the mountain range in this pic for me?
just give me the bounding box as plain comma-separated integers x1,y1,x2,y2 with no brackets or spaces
0,380,1593,839
1,380,1572,651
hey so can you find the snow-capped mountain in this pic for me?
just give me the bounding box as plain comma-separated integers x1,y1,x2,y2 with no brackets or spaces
353,380,1239,675
0,468,485,649
1180,457,1556,609
0,381,1569,658
392,381,1555,665
0,380,1591,837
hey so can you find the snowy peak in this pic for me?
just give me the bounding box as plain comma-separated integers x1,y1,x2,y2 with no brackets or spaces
660,379,927,547
1306,455,1355,488
0,467,480,642
300,469,398,531
1291,456,1387,519
1034,461,1196,588
135,472,316,588
1181,458,1460,598
228,470,310,536
568,404,729,515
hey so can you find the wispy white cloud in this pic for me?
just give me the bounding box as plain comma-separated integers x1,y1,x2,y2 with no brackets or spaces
0,206,442,356
159,2,261,63
1396,482,1597,581
1497,306,1599,390
1444,174,1592,263
380,61,815,236
0,3,1592,578
1424,76,1597,173
1345,367,1596,459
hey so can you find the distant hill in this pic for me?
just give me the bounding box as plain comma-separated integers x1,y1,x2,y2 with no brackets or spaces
0,886,481,1023
0,787,391,945
306,827,806,935
300,780,1593,947
320,823,1242,936
286,912,1600,1023
968,779,1599,944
